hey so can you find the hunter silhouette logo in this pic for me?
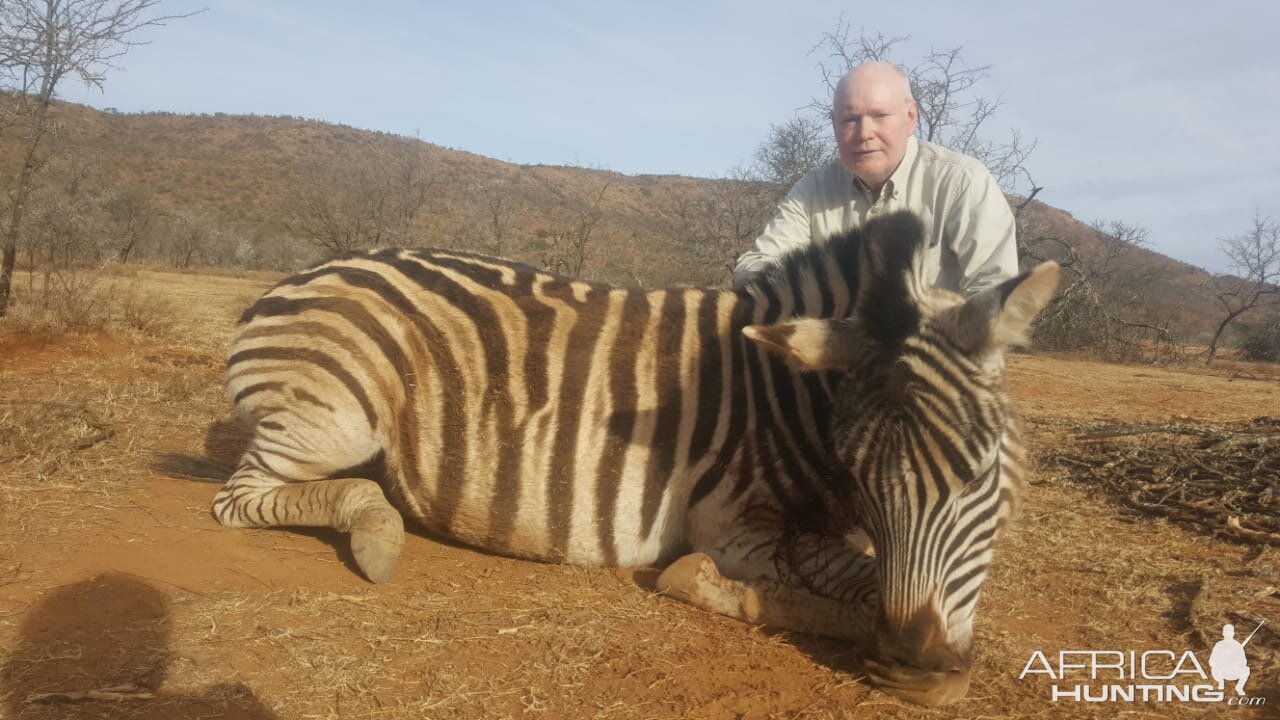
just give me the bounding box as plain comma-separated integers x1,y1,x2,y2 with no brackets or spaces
1019,618,1269,706
1210,621,1264,697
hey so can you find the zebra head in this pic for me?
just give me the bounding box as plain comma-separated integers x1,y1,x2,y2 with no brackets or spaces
744,212,1059,705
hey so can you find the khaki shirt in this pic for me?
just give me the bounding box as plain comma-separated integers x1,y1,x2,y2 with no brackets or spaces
733,136,1017,295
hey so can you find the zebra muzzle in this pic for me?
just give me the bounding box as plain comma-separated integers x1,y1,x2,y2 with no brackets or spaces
862,659,972,706
864,605,973,705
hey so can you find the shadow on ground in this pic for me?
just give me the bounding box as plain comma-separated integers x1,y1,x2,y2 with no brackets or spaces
1,573,278,719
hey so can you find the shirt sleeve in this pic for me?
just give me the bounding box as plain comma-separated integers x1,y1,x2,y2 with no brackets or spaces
948,167,1019,295
732,180,813,288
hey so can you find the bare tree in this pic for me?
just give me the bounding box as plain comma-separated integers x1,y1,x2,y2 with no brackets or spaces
23,154,103,302
0,0,195,317
752,115,835,190
1017,204,1179,361
454,178,523,258
657,167,777,286
104,186,155,262
1206,213,1280,365
285,145,432,255
807,19,1035,193
749,20,1035,222
540,177,613,279
161,208,214,269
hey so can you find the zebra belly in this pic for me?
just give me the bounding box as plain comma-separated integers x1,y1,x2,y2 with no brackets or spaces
389,436,692,568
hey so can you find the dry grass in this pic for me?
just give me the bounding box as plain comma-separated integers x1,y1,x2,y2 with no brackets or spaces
2,267,181,339
1,266,1278,719
100,261,284,284
1202,356,1280,382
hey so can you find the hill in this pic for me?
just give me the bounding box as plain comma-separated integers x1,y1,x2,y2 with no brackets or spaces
0,100,1269,348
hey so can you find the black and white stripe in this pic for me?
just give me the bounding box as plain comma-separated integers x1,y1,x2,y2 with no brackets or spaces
212,210,1056,692
220,240,864,567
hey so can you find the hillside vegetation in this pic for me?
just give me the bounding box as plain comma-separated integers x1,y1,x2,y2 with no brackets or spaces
0,100,1272,355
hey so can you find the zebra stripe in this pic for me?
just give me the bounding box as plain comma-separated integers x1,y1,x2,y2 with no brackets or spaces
223,240,863,562
211,210,1056,704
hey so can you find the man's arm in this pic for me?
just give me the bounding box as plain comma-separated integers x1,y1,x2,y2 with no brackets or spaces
732,185,813,288
948,168,1018,295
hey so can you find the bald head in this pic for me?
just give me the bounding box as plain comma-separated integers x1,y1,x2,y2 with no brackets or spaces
833,62,914,108
830,62,919,193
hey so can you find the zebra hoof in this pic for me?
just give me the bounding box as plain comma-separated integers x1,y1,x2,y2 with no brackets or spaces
350,506,404,584
657,553,763,622
656,552,717,600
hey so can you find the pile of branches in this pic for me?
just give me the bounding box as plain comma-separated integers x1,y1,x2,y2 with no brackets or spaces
1041,417,1280,545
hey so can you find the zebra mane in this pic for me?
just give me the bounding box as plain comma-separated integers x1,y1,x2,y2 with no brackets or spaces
856,211,928,345
742,211,929,335
742,227,863,321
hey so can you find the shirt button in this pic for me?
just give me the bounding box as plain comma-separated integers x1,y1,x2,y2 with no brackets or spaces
869,207,880,216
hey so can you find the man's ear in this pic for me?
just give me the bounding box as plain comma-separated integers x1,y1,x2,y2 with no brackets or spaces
949,262,1061,354
742,318,859,370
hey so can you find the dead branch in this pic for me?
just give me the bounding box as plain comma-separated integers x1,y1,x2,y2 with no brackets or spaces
1043,417,1280,546
1073,423,1226,442
27,683,156,704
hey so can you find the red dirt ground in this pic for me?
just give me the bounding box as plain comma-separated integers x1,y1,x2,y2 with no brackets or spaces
1,270,1277,720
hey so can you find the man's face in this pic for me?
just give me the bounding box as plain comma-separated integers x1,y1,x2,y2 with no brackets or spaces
832,73,918,192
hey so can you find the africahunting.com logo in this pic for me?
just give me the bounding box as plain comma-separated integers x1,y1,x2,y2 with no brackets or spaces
1020,621,1268,707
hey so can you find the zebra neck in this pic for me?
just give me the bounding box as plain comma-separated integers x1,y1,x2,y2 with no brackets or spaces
698,288,846,522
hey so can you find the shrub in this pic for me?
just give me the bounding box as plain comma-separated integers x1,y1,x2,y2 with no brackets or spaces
2,266,175,338
1240,323,1280,362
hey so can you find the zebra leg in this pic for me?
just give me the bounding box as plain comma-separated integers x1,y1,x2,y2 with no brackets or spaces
656,552,869,639
212,466,405,583
656,530,877,641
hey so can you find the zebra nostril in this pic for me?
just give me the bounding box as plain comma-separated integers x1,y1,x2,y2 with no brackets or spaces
874,606,970,674
875,638,967,674
919,645,968,673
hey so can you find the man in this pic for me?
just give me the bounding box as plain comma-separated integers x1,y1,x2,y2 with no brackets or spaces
1209,623,1251,696
734,62,1017,294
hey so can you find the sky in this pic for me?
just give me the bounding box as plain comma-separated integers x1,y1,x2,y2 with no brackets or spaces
57,0,1280,274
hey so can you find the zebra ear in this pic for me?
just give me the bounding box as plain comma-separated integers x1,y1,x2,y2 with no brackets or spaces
950,261,1060,353
743,318,859,370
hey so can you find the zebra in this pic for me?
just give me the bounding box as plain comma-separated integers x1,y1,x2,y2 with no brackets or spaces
209,210,1058,706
